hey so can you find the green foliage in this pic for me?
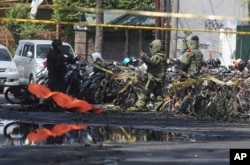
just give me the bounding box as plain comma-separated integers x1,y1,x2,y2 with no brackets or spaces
5,4,28,35
50,0,154,52
105,0,154,10
52,0,153,11
5,4,45,40
51,0,154,22
19,23,46,39
52,0,87,21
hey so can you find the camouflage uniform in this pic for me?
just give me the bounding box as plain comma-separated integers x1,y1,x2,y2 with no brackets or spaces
136,39,165,111
179,36,203,77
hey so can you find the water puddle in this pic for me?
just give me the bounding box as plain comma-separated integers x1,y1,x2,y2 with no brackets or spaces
0,120,219,146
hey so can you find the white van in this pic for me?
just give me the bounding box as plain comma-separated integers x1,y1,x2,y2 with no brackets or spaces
13,40,76,85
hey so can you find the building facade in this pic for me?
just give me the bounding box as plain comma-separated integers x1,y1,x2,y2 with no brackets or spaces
174,0,248,67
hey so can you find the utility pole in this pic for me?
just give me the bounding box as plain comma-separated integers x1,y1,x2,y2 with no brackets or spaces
170,0,179,58
160,0,165,41
95,0,104,53
165,0,171,58
163,0,172,95
56,23,60,39
154,0,161,39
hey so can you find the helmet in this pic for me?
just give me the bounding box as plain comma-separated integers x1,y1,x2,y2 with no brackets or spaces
149,39,163,54
211,59,216,67
238,59,246,71
209,58,220,67
234,59,244,68
214,58,221,66
130,57,142,67
149,39,162,48
122,57,131,66
185,35,199,49
52,39,62,48
91,52,104,62
191,35,199,41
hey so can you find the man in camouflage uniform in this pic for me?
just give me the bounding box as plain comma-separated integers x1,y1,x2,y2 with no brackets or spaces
179,35,203,77
136,39,165,111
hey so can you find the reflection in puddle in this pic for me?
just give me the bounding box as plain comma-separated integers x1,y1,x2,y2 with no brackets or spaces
1,121,195,146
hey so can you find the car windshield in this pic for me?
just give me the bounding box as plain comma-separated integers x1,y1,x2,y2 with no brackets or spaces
0,48,11,61
36,44,74,59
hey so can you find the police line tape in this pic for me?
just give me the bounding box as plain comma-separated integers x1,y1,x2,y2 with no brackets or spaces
208,76,242,86
79,7,250,23
87,61,243,88
171,76,243,89
92,63,114,75
92,63,141,81
7,3,250,23
1,17,250,35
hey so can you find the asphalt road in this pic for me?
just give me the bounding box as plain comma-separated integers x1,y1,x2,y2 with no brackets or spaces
1,92,250,165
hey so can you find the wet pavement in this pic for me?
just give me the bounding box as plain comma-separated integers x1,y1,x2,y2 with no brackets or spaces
1,93,250,164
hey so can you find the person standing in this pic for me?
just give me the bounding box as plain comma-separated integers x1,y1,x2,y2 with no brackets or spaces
179,35,203,77
136,39,165,111
47,39,69,92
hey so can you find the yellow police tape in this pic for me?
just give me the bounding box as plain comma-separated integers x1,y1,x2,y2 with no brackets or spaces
92,63,140,80
171,76,243,89
208,76,242,86
92,63,114,75
172,77,208,88
92,62,242,89
2,3,250,34
1,17,250,35
5,3,250,23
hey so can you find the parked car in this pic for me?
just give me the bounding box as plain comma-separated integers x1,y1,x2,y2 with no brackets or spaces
13,40,76,85
0,44,19,93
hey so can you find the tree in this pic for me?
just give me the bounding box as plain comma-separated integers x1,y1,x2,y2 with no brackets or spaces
106,0,153,9
5,4,45,41
51,0,153,53
51,0,89,42
52,0,88,22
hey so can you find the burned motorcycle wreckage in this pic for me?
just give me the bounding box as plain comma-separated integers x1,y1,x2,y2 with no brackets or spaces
161,58,250,119
3,57,250,119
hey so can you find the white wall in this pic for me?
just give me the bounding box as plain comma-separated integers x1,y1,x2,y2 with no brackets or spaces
173,0,248,64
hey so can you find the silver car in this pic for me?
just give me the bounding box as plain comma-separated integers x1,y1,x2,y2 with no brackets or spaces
0,44,19,93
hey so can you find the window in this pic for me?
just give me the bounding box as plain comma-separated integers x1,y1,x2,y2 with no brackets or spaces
62,45,74,58
36,44,52,59
16,43,24,56
0,48,11,61
36,44,74,59
22,44,34,57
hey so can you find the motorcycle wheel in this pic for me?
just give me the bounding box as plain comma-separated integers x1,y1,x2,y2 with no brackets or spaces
123,91,137,107
160,99,175,112
178,97,193,115
204,100,217,117
92,85,105,104
3,122,27,139
4,86,30,104
193,96,208,114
